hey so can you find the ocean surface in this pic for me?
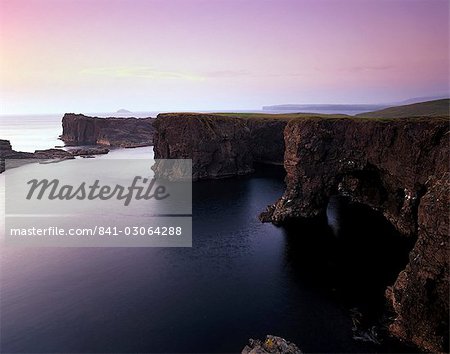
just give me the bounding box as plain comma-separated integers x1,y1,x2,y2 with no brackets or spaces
0,114,416,353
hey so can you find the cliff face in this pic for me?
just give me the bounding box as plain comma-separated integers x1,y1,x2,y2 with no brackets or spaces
152,113,289,180
0,139,12,152
245,118,287,165
61,113,155,147
153,113,448,350
261,117,449,352
153,114,254,180
263,118,447,234
386,174,449,352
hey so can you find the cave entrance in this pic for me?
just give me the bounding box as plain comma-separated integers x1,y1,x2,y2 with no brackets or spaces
324,196,414,310
282,195,416,348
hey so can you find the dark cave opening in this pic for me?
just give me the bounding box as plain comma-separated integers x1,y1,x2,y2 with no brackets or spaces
282,195,417,350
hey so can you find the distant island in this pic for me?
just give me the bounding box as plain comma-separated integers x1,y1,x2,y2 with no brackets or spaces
116,109,132,114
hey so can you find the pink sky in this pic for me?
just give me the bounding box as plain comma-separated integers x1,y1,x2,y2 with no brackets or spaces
0,0,448,114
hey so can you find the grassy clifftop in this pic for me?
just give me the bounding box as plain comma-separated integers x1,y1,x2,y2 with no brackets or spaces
158,112,349,121
159,99,449,122
356,99,449,118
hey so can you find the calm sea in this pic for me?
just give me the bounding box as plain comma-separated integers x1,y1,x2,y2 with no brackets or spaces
0,112,161,152
0,114,416,353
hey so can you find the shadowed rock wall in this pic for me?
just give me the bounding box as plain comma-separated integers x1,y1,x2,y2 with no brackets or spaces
261,116,449,352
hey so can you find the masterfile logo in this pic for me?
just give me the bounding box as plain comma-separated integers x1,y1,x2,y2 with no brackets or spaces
3,159,192,247
25,176,170,206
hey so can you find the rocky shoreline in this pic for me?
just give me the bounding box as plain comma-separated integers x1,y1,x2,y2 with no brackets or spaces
0,139,111,173
259,116,449,352
152,113,449,352
2,111,448,352
2,112,155,172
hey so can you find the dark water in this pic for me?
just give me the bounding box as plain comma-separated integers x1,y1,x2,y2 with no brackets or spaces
1,167,416,353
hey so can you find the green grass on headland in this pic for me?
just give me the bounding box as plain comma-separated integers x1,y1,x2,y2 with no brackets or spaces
211,112,350,120
157,99,449,122
355,99,449,119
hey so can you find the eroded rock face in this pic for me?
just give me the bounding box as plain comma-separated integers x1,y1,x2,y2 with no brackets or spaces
263,117,448,235
0,139,12,152
261,117,449,352
152,113,288,180
153,113,253,180
386,174,449,353
245,118,287,165
242,335,302,354
61,113,155,147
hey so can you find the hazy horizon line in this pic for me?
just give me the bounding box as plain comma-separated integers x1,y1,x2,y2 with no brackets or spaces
1,94,449,116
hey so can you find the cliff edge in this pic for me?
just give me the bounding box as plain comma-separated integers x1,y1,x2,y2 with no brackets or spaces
152,112,449,351
152,113,291,180
261,116,449,352
60,113,155,147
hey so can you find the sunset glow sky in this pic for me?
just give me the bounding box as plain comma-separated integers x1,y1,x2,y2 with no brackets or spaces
1,0,449,114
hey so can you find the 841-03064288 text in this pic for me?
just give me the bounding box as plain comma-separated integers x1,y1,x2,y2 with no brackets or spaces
9,226,184,237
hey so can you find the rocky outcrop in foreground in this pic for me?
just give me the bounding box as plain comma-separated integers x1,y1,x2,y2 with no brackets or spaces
260,116,449,352
61,113,155,147
152,113,290,180
242,335,302,354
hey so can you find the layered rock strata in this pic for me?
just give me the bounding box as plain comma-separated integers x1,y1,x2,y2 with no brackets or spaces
60,113,155,147
153,113,449,351
261,116,449,352
152,113,289,180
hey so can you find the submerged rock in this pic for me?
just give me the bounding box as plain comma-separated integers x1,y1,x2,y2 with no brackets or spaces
350,308,381,345
33,148,74,159
242,335,302,354
68,147,110,156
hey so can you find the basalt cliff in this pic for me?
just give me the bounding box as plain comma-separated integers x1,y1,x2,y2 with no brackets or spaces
152,113,290,180
61,113,155,147
152,113,449,352
260,116,449,352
